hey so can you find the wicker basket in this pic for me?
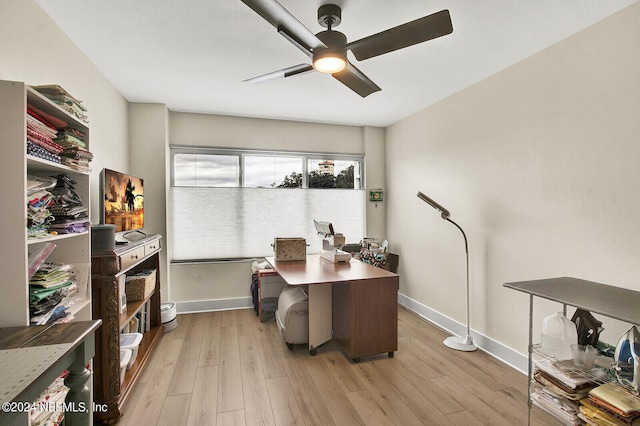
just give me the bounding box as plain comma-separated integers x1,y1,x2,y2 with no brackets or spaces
125,269,156,302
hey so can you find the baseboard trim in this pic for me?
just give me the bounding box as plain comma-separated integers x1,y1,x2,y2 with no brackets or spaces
173,294,528,373
175,297,253,314
397,293,528,374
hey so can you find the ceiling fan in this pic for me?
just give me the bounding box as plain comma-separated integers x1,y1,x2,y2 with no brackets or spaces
240,0,453,97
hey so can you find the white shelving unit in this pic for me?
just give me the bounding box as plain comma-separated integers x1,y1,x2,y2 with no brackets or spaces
504,276,640,425
0,79,91,327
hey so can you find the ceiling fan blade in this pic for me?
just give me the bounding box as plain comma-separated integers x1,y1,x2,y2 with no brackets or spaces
332,62,381,98
243,64,314,84
240,0,325,53
347,9,453,61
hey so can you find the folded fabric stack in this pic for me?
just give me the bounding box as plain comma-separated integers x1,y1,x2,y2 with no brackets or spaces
30,372,69,426
27,175,58,239
55,127,93,171
579,382,640,425
32,84,89,124
26,104,66,163
532,358,607,425
29,262,78,325
48,174,89,234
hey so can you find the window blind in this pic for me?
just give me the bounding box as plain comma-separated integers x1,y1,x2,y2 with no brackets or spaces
170,187,366,261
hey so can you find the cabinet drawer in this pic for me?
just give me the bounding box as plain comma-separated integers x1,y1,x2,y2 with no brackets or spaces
144,240,161,256
120,246,145,271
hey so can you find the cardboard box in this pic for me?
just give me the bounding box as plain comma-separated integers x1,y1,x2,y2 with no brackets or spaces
273,238,306,261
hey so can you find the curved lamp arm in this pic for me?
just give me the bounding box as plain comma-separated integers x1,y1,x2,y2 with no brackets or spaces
416,191,476,351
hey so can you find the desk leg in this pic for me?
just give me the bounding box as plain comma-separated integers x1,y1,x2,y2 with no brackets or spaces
308,283,332,355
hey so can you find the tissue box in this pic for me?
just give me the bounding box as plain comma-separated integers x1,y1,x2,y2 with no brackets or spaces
273,238,306,261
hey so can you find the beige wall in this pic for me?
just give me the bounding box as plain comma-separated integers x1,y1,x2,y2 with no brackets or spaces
168,111,386,305
386,3,640,362
0,0,130,221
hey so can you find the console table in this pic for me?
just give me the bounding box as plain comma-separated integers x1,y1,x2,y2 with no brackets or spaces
0,320,101,426
91,234,164,423
266,254,399,361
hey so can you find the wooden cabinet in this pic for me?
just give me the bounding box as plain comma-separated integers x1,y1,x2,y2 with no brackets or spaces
91,234,164,423
332,276,399,361
0,79,92,327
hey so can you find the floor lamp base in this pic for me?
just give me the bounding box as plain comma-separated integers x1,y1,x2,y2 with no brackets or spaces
444,335,477,352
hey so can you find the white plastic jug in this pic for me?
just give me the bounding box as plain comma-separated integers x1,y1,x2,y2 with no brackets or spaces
541,312,577,360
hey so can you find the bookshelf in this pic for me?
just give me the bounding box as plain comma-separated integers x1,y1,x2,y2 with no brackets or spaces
0,79,92,327
91,234,164,423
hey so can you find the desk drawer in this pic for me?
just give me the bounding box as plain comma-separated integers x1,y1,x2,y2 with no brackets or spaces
144,240,161,256
120,246,145,271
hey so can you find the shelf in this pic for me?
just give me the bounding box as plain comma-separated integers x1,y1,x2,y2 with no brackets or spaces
27,230,89,245
27,155,90,175
119,289,155,330
26,85,89,131
504,277,640,325
119,326,163,401
504,276,640,425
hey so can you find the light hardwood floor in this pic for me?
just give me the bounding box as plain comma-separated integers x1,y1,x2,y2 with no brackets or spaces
116,306,560,425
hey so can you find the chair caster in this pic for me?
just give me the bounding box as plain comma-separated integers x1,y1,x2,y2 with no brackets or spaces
286,342,294,350
309,348,317,356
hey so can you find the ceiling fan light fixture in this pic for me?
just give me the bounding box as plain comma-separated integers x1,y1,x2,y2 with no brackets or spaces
313,48,346,73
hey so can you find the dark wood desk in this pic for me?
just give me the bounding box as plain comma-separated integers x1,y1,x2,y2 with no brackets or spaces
0,320,101,426
266,255,399,361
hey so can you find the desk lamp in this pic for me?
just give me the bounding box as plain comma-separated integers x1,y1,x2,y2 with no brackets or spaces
417,191,477,352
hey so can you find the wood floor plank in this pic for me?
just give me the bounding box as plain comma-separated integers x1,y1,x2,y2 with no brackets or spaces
352,361,432,426
366,356,455,425
345,390,395,426
237,307,261,336
123,338,184,425
158,393,191,426
321,348,366,393
281,350,336,426
265,376,306,426
446,410,485,426
198,311,221,367
217,310,244,413
303,353,366,425
238,334,276,426
168,313,205,395
256,319,289,380
432,375,514,426
187,365,219,426
217,409,246,426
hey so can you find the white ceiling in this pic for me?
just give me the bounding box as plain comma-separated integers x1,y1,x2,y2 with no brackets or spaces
35,0,636,127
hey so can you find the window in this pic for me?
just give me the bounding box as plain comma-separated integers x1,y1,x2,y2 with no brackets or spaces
170,147,365,261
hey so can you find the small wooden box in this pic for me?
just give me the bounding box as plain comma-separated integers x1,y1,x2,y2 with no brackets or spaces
125,269,156,302
273,238,306,261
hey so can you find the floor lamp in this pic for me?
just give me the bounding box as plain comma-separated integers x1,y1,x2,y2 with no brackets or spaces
417,191,477,352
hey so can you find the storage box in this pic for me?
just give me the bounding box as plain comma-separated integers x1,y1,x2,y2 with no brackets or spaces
125,269,156,302
120,349,132,384
273,238,306,261
120,332,143,369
